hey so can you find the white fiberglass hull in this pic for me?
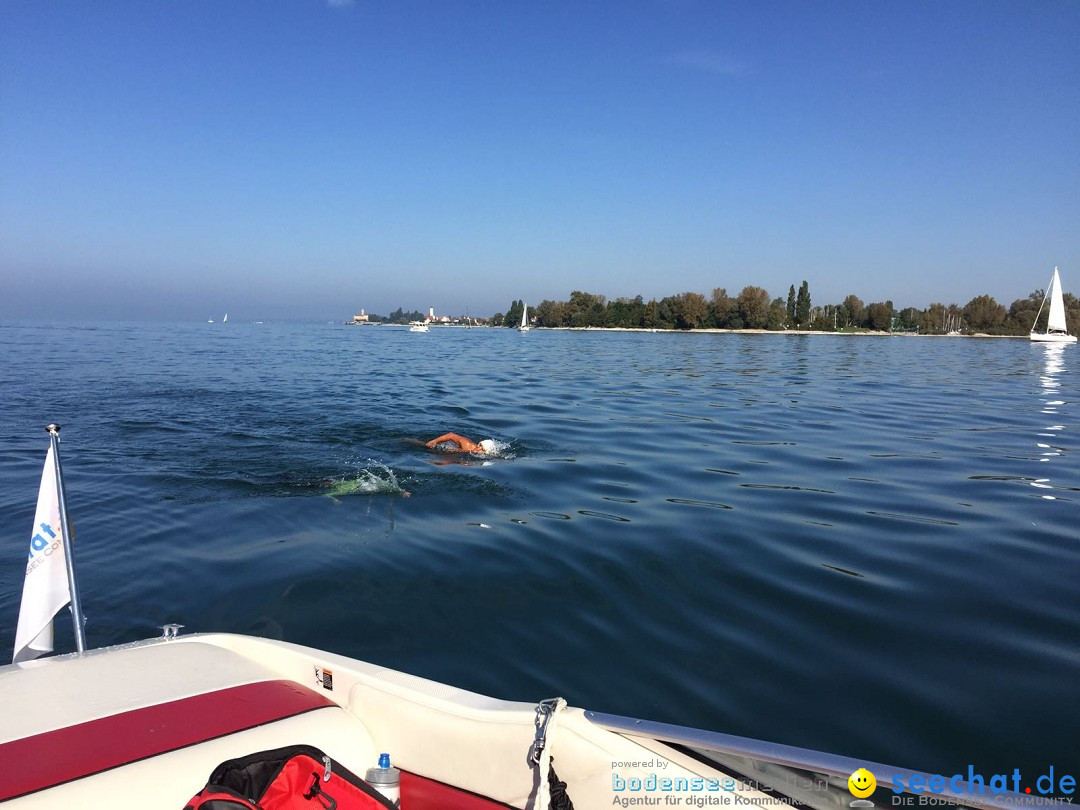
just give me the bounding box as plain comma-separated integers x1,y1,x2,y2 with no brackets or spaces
0,632,1028,809
1030,331,1077,343
0,633,773,809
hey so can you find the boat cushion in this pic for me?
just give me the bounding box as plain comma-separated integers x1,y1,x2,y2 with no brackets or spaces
0,680,336,802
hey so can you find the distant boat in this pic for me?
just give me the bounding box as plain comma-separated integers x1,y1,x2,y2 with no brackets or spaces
223,313,228,324
409,321,429,333
207,317,214,323
1030,267,1077,343
518,303,530,332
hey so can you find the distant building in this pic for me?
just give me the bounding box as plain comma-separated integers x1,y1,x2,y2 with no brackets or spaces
428,307,435,322
353,309,369,324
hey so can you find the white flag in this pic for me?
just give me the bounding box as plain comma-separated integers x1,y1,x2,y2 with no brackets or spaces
12,444,71,664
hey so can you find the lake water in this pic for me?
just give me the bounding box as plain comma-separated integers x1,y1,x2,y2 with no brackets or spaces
0,322,1076,781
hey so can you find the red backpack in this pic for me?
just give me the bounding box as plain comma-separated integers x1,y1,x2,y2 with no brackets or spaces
184,745,396,809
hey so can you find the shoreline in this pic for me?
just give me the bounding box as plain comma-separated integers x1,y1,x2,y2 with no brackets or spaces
347,322,1025,338
536,326,1023,338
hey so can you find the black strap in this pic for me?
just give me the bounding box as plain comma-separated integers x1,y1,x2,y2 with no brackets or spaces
547,758,575,810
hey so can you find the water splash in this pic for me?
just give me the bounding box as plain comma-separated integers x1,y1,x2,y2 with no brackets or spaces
325,462,408,499
484,439,514,459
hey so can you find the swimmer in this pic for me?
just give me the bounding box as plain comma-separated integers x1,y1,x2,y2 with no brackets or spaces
424,433,496,455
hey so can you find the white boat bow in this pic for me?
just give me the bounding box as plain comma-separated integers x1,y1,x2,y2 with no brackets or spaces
0,630,1024,809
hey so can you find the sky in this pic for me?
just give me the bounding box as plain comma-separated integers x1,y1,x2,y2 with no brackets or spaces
2,1,1079,321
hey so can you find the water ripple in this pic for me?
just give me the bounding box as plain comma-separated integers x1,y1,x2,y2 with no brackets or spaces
0,324,1076,781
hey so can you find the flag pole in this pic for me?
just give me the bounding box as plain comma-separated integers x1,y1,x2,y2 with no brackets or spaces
46,424,86,653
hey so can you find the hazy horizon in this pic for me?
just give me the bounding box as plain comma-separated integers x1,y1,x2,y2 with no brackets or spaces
3,2,1078,322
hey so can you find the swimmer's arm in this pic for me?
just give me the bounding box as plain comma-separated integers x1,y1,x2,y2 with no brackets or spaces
425,432,479,451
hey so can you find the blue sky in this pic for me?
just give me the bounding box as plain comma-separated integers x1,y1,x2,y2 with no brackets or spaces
2,1,1078,321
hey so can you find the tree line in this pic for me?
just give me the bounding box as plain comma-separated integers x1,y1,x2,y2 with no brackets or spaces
363,307,429,324
493,282,1079,336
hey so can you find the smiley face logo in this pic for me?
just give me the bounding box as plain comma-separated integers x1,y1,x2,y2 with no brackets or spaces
848,768,876,798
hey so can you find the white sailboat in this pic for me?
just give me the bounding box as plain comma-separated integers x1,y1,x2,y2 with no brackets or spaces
1030,267,1077,343
518,303,530,332
223,313,228,324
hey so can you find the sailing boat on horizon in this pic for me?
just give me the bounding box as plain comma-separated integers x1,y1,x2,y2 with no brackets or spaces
518,303,530,332
223,313,228,324
1030,267,1077,343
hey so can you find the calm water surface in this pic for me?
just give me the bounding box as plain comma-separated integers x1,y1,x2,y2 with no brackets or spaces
0,322,1077,779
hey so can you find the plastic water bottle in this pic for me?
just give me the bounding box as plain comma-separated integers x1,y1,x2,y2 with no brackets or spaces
366,752,400,807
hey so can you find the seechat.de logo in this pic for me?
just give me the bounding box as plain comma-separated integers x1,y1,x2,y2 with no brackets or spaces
849,768,877,807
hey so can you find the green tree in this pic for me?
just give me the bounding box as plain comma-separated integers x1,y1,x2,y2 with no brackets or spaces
962,295,1006,333
643,298,664,329
921,302,944,334
736,286,772,329
896,307,921,331
834,303,849,329
674,292,709,329
386,307,426,324
605,296,646,328
916,303,943,334
843,295,865,327
1066,292,1080,336
711,288,735,328
502,299,524,327
565,291,606,327
655,296,678,329
865,301,894,331
795,281,811,326
786,285,796,325
533,300,559,328
767,298,788,330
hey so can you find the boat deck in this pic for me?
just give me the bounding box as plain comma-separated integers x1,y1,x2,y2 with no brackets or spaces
0,633,764,808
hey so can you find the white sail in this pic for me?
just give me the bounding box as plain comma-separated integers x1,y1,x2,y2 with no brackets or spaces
519,303,530,331
1047,269,1067,333
223,313,228,324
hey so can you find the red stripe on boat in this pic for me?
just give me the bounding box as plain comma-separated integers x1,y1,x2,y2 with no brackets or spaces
0,679,336,801
400,770,515,810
